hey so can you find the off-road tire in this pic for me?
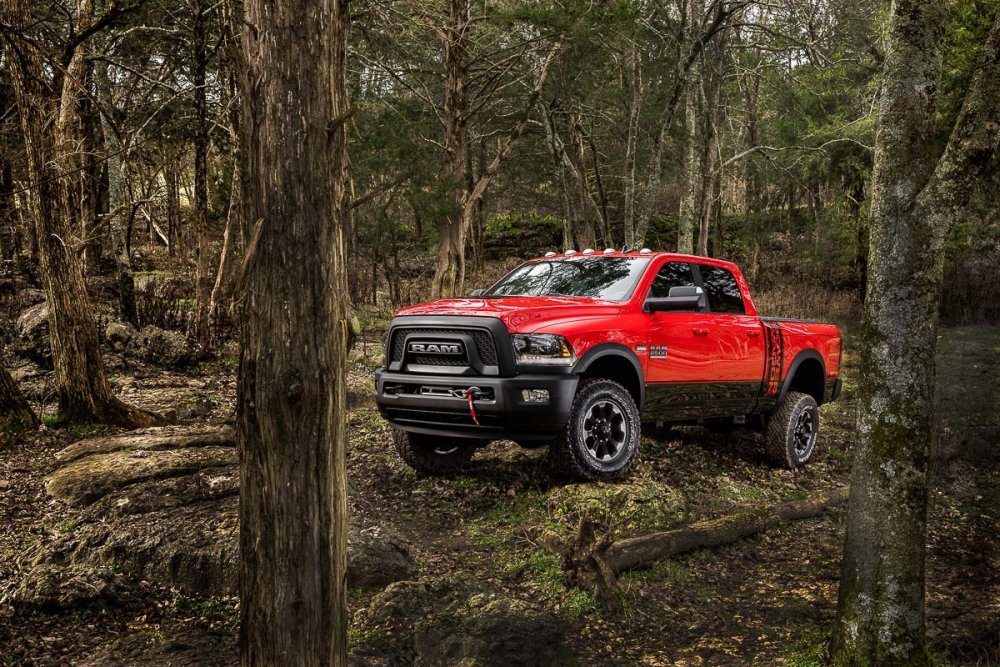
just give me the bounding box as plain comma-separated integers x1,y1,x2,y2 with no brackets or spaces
550,378,641,481
392,429,477,475
765,391,819,468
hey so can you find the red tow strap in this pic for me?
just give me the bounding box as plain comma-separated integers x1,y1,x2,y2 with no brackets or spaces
466,387,480,426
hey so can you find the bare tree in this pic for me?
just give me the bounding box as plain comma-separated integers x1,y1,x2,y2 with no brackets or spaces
237,0,352,662
833,3,1000,664
2,0,158,427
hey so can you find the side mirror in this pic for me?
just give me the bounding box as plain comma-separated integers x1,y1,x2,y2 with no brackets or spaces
470,288,486,297
646,286,704,312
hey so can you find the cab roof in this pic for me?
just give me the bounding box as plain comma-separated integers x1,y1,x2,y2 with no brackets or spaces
527,249,740,271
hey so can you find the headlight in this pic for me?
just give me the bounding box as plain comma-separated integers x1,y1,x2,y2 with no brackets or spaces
511,334,576,366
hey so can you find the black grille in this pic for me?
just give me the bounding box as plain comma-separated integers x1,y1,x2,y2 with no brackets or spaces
412,355,466,366
390,327,498,366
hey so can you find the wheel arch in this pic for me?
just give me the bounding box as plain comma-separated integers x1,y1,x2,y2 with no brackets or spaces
573,343,645,408
778,349,827,405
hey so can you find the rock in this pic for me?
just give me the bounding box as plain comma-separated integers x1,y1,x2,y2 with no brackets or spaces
127,325,193,368
546,479,687,538
12,564,121,608
46,445,237,507
105,321,137,351
14,301,51,369
352,578,571,666
78,626,237,667
415,592,570,667
175,394,216,421
347,525,417,590
56,426,235,464
15,426,417,605
23,499,240,598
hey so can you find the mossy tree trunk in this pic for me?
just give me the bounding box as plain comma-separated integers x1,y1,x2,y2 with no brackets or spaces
832,4,1000,665
2,0,158,428
236,0,352,661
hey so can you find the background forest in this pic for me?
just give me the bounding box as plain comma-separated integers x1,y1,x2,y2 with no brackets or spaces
0,0,998,665
1,0,998,328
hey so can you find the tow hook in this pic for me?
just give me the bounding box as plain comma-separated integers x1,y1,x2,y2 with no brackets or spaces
465,386,482,426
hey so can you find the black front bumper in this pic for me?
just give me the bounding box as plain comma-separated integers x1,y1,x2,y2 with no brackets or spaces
375,369,579,441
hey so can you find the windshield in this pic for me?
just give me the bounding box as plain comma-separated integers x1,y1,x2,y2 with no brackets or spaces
486,257,651,301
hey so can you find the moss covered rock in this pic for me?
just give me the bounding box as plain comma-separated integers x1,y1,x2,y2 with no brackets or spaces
546,479,687,537
351,577,571,666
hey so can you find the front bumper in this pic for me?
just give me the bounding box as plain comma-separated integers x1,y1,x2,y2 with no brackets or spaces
375,369,579,441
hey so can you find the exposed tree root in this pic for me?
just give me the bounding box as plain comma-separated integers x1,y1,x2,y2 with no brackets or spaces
544,486,850,609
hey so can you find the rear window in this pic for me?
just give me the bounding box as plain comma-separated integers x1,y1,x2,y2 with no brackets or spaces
698,264,745,314
486,257,651,301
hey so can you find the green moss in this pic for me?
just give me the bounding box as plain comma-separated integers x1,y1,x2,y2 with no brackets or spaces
57,519,79,534
546,480,687,537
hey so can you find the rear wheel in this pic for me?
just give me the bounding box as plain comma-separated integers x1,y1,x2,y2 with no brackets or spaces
392,429,477,475
550,378,640,481
765,391,819,468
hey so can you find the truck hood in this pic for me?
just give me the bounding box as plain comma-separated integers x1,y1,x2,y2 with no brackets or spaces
395,296,623,332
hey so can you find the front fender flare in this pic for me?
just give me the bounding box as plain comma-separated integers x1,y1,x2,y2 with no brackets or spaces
573,343,645,407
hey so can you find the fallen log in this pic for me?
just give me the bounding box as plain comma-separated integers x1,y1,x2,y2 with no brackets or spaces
547,486,849,609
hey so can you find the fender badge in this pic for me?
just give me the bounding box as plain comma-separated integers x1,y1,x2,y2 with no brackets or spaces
650,345,668,359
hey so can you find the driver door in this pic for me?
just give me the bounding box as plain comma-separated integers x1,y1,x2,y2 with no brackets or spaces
643,261,715,420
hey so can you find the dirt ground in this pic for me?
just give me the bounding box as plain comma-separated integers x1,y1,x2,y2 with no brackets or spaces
0,325,997,666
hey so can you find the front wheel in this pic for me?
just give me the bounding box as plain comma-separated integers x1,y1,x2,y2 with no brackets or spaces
392,429,477,475
764,391,819,468
550,378,640,481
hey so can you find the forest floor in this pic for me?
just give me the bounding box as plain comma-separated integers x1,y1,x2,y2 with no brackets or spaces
0,323,997,666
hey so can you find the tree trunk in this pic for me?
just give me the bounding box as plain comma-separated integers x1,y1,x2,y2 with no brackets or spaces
237,0,351,662
833,6,1000,665
0,353,38,437
0,155,18,262
430,0,471,299
551,487,849,609
622,47,641,248
2,0,157,428
677,58,701,254
191,0,214,348
96,57,138,325
165,158,181,256
210,160,240,322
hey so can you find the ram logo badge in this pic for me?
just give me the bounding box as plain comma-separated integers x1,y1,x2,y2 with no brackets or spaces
408,341,464,355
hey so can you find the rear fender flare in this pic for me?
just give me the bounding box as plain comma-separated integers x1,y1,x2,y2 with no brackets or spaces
777,349,826,404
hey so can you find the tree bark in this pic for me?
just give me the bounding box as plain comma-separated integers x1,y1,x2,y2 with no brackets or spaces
677,52,702,255
2,0,158,428
237,0,352,662
832,5,1000,665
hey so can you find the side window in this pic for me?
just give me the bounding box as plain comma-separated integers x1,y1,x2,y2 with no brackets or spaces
649,262,696,299
698,265,746,314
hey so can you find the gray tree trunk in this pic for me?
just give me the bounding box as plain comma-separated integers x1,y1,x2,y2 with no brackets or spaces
237,0,352,661
833,4,1000,665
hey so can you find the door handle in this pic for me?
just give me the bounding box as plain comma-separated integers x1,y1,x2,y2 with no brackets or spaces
693,328,709,336
747,330,761,337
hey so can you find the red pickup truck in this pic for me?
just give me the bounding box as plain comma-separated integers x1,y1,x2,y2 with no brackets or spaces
376,250,842,480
